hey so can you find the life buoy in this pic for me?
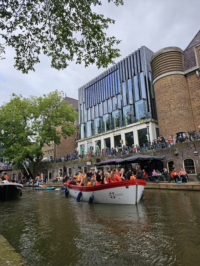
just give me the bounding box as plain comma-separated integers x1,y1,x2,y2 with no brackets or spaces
88,195,94,204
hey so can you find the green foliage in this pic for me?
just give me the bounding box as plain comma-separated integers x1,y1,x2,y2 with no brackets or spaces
0,0,123,73
0,44,5,60
0,91,78,171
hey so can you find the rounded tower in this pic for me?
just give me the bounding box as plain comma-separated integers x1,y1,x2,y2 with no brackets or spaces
151,47,195,138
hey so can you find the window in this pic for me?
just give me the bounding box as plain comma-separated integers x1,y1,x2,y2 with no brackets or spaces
127,79,133,104
107,99,112,113
87,142,93,152
117,95,121,109
112,110,122,129
116,69,120,93
68,168,72,176
112,96,116,111
80,144,85,155
104,138,111,149
80,124,85,139
138,128,148,147
114,135,121,148
83,103,87,122
87,109,91,121
149,72,155,98
107,75,110,98
91,106,94,120
122,82,127,106
133,75,139,101
140,72,146,98
135,100,147,121
93,118,102,135
168,161,174,173
86,121,93,137
184,159,195,174
80,104,83,124
99,102,103,117
105,76,108,99
123,105,133,126
112,72,116,95
103,114,111,132
95,140,101,151
103,101,107,115
125,132,134,148
95,105,98,118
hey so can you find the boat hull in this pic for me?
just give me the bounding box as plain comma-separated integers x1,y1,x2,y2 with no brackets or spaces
0,183,23,201
67,180,146,205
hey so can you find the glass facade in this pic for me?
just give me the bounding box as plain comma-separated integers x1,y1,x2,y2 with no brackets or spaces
103,114,111,132
112,110,122,129
123,105,133,126
87,142,93,152
79,46,157,140
135,100,147,121
80,144,85,155
125,132,134,147
80,124,85,139
93,118,102,135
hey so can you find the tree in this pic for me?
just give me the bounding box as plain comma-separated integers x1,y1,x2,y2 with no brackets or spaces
0,90,78,176
0,0,123,73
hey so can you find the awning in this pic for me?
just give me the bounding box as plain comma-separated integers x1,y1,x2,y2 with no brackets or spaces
117,154,165,164
94,158,122,166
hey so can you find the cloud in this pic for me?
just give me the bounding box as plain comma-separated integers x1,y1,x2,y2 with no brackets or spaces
0,0,200,105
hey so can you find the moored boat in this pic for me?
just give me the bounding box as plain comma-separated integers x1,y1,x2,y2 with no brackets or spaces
0,183,23,201
35,187,56,191
67,180,146,205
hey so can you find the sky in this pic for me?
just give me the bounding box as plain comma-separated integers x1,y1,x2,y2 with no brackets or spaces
0,0,200,105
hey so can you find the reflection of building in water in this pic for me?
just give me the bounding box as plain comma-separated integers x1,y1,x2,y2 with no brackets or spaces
78,46,159,154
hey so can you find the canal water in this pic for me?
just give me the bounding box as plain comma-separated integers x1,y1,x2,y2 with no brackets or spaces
0,188,200,266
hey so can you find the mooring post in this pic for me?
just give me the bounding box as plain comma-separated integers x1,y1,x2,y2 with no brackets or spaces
136,182,138,205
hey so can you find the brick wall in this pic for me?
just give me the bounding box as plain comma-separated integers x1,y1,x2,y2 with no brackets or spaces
154,74,195,137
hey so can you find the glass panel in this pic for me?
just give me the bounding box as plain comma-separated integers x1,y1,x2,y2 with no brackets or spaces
87,108,91,121
80,144,85,155
102,78,105,101
93,118,102,135
95,105,98,118
149,72,155,98
117,95,121,109
86,121,93,137
80,124,85,139
127,79,133,104
184,159,195,174
103,114,111,132
125,132,134,148
114,135,121,148
123,105,133,126
112,97,116,111
112,72,115,95
138,128,148,147
112,110,122,129
104,138,111,149
87,142,93,152
103,101,107,115
83,103,87,122
105,76,108,99
99,102,103,117
110,74,113,97
95,140,101,151
89,86,92,107
80,104,82,124
140,72,146,98
99,79,102,102
122,82,127,106
133,76,139,101
116,69,120,93
107,98,112,113
135,100,147,121
114,71,118,94
91,106,94,120
85,89,88,109
107,74,111,98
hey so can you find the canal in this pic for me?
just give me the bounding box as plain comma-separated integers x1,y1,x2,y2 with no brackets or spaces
0,188,200,266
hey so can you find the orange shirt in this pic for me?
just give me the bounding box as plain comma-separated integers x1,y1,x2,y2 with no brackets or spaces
171,171,179,178
179,170,187,176
107,175,121,183
5,175,8,181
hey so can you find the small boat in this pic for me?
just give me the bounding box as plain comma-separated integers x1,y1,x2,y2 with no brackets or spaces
67,180,146,205
0,182,23,201
35,187,56,191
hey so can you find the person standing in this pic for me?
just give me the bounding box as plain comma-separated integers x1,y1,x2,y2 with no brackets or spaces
87,169,93,179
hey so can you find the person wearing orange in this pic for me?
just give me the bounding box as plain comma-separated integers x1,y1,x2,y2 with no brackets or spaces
3,173,8,181
170,169,179,183
107,169,121,183
179,168,187,183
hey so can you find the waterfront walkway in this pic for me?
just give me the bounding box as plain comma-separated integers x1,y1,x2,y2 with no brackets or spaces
0,234,28,266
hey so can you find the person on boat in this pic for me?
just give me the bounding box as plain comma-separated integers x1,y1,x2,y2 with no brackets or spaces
136,166,143,179
3,173,9,181
1,177,9,183
171,169,179,182
104,172,109,184
107,169,121,183
120,168,126,180
87,169,93,179
96,170,103,185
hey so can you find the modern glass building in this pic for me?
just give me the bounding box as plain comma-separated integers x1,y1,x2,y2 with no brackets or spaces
78,46,159,154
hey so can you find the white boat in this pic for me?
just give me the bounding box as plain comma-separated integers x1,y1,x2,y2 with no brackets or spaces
67,180,146,205
0,182,23,201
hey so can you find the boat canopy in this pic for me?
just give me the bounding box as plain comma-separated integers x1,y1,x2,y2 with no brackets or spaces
94,158,122,166
117,154,165,164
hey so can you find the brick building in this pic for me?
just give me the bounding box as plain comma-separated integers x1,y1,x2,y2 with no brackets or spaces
151,30,200,137
42,96,78,159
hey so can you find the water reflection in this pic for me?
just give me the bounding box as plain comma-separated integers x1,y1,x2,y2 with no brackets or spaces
0,189,200,265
